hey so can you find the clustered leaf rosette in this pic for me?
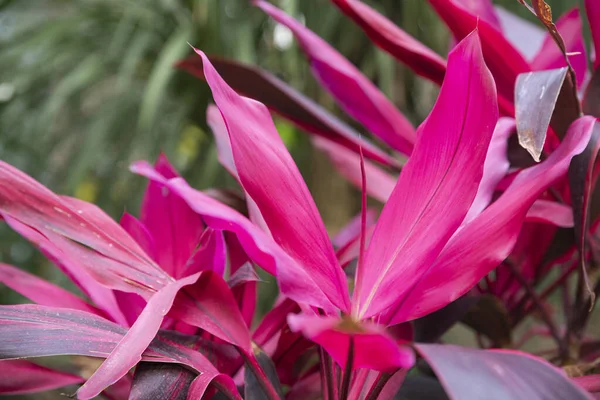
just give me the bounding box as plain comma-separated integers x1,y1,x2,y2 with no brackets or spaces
2,0,600,399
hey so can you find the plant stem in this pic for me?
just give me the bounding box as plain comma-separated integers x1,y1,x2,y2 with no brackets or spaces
339,337,354,400
243,351,281,400
364,372,392,400
320,347,336,400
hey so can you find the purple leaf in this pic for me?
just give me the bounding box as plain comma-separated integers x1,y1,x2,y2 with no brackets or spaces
288,313,415,372
331,0,447,85
390,116,595,323
245,345,284,400
129,362,195,400
255,0,416,155
131,162,338,313
515,67,568,161
312,136,397,203
354,30,498,320
191,49,350,312
0,360,83,395
177,57,397,167
416,344,593,400
0,263,103,316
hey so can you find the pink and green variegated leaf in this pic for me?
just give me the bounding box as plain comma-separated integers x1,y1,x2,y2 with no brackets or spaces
312,136,397,203
77,272,201,399
131,162,338,313
170,271,252,352
463,117,513,224
427,0,529,113
416,345,593,400
140,154,204,279
0,161,170,297
515,68,569,162
390,116,594,323
182,229,226,277
354,30,498,320
288,313,415,372
453,0,501,30
177,57,397,167
0,263,103,317
129,362,195,400
331,0,447,85
495,7,546,61
193,49,350,312
0,360,84,395
526,199,573,227
531,8,587,88
255,0,416,155
586,0,600,71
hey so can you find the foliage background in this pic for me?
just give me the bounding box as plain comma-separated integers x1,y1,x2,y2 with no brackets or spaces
0,0,577,306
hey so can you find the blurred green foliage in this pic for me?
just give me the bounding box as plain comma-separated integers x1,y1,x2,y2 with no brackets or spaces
0,0,578,302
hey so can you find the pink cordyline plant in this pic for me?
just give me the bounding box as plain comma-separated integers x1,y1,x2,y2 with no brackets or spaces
1,0,600,399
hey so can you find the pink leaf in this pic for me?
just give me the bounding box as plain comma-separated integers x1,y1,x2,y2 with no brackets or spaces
331,0,447,85
354,30,498,320
0,263,103,316
131,162,338,313
452,0,502,31
288,313,415,372
427,0,529,113
416,344,593,400
183,228,227,277
119,212,157,262
586,0,600,70
526,199,574,227
226,233,258,328
333,209,377,249
177,56,397,167
140,154,204,279
312,136,397,203
0,360,83,395
255,0,416,155
77,273,201,399
495,6,546,61
391,116,595,323
531,8,587,88
193,49,350,312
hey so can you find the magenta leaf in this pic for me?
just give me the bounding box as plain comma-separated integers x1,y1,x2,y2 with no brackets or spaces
0,263,103,317
140,154,205,279
177,56,397,167
169,271,252,352
586,0,600,71
129,362,195,400
191,49,350,312
77,272,201,399
531,8,587,89
526,199,573,227
312,136,396,203
515,67,569,161
452,0,501,30
391,116,595,323
354,30,498,320
288,313,415,372
495,7,546,61
183,228,227,277
120,212,157,262
131,161,338,313
416,344,593,400
226,233,258,328
331,0,447,85
0,360,84,395
255,0,416,155
427,0,529,112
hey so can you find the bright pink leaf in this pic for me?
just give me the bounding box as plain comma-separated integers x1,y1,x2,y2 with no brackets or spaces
586,0,600,70
416,344,593,399
288,313,415,372
120,212,157,262
255,0,416,155
0,360,84,395
226,232,257,328
0,263,103,316
131,162,338,313
354,30,498,320
391,116,595,323
194,49,350,312
531,8,587,88
453,0,501,31
140,155,204,279
77,272,201,399
312,136,397,203
526,199,574,227
183,229,227,277
331,0,447,85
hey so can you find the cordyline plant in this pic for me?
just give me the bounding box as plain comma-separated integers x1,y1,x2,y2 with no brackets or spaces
2,1,600,399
